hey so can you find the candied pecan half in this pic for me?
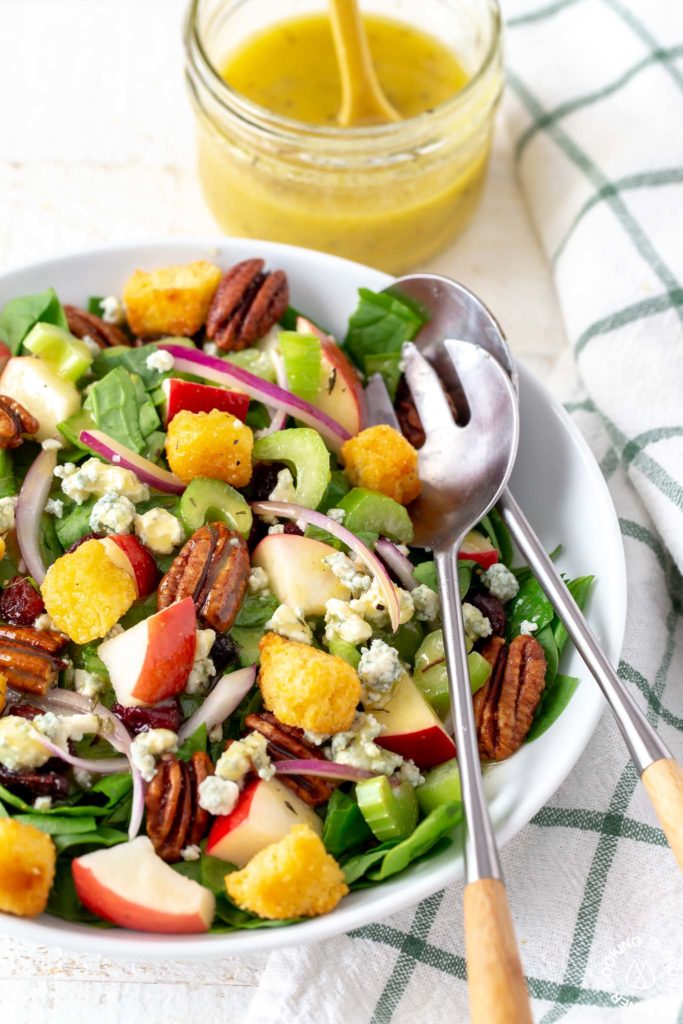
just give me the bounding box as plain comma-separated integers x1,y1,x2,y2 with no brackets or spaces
0,576,46,626
245,711,337,807
145,751,214,862
473,635,546,761
64,304,129,349
205,259,289,352
158,523,250,633
0,395,39,449
0,625,69,696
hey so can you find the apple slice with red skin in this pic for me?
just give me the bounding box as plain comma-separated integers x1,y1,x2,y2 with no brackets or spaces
72,836,215,933
458,528,499,570
97,596,197,707
206,777,323,867
162,377,249,426
375,673,457,770
296,316,366,435
100,534,158,598
251,534,349,616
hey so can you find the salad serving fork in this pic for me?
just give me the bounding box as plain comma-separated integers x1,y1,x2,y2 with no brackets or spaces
401,339,533,1023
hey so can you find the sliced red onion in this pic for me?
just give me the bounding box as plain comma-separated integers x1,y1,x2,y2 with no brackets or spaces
375,538,418,591
272,759,376,782
261,351,288,436
33,734,128,775
80,429,185,494
16,447,58,584
159,344,350,453
34,689,133,756
295,316,338,345
178,666,257,744
251,501,401,631
128,767,146,840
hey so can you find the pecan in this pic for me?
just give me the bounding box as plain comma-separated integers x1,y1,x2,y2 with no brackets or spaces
158,523,250,633
0,764,69,801
64,305,129,349
473,635,546,761
0,625,69,696
0,395,39,449
205,259,289,352
245,711,337,807
145,751,213,862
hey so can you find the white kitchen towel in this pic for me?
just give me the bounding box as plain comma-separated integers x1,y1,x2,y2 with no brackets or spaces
246,1,683,1020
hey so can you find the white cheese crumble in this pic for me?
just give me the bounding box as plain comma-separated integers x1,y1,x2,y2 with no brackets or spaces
481,563,519,604
130,729,178,782
267,524,285,535
81,334,101,357
0,496,17,534
180,844,201,862
215,731,274,785
322,551,371,598
203,342,219,356
462,602,492,642
350,577,414,628
324,598,372,645
89,492,136,535
145,348,174,373
74,768,93,790
41,438,63,451
328,713,423,786
55,458,150,505
104,623,124,640
186,628,216,696
34,612,58,631
358,639,403,708
519,619,539,635
268,467,296,504
33,712,100,749
411,584,440,622
303,730,330,746
33,796,52,811
134,507,184,554
74,669,106,701
326,508,346,524
247,566,270,595
198,775,240,816
266,603,313,644
0,717,51,771
45,498,64,518
100,295,124,325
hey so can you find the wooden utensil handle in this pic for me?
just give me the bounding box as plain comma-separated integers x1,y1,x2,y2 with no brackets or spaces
464,878,533,1024
642,758,683,870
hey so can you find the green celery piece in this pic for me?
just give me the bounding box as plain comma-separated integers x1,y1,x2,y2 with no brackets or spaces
84,366,147,453
57,408,97,450
179,477,252,537
252,428,331,510
0,450,16,497
0,288,68,354
55,500,96,550
553,576,595,656
322,788,373,858
374,619,424,663
356,776,418,842
416,760,461,815
506,577,555,641
468,650,492,694
363,352,402,400
344,288,425,368
337,487,413,545
226,349,276,383
527,675,580,741
22,322,93,381
327,635,361,668
279,331,321,402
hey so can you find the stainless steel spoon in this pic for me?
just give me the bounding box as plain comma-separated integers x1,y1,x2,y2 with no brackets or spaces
382,273,683,871
402,339,532,1024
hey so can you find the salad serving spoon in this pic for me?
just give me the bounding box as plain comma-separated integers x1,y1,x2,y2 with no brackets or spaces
401,340,532,1024
381,273,683,871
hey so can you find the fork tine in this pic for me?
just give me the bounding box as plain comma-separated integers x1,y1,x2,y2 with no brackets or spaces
364,373,401,430
402,342,456,435
442,339,518,437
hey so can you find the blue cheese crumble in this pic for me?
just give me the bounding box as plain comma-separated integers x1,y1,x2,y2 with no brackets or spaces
45,498,64,518
134,507,184,554
130,729,178,782
462,602,492,642
145,349,174,373
186,628,216,696
324,598,372,645
323,551,370,598
0,496,17,534
89,492,136,535
215,731,274,785
481,563,519,604
411,584,440,622
328,713,423,786
198,775,239,816
349,577,414,628
55,458,150,505
266,603,313,644
358,638,403,708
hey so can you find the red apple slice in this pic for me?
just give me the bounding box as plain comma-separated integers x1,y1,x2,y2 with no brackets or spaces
162,378,249,426
375,674,456,769
296,317,366,435
97,597,197,707
206,777,322,867
251,534,349,616
72,836,215,933
458,529,499,570
100,535,158,598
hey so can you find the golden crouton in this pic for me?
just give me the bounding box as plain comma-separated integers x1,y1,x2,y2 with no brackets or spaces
225,824,348,919
123,260,222,338
0,818,56,917
258,632,360,733
0,672,6,714
341,425,421,505
165,409,253,487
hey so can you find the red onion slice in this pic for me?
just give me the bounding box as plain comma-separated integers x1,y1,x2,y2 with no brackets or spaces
33,734,128,775
34,689,133,756
251,500,401,631
16,447,58,584
128,767,146,840
375,538,418,591
159,344,350,452
272,759,377,782
80,430,185,495
178,666,257,744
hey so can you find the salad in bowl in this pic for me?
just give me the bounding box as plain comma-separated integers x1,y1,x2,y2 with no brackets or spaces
0,255,593,935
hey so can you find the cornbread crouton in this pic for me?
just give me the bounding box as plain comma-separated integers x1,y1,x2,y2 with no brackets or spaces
123,260,222,338
165,409,253,487
0,818,56,917
225,824,347,919
341,425,421,505
41,539,136,644
0,672,6,714
258,632,360,733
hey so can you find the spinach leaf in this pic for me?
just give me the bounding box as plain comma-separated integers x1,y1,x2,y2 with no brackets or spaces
13,814,98,835
41,513,64,567
46,861,111,925
177,724,207,761
322,789,373,858
506,577,554,641
413,559,473,600
84,367,147,453
552,576,595,656
318,470,350,514
233,593,278,629
0,450,16,497
229,627,262,668
366,802,461,882
345,289,425,368
364,352,402,400
535,624,559,688
53,825,128,854
527,675,579,741
480,508,514,567
0,288,68,354
55,499,96,550
91,344,175,389
342,841,397,885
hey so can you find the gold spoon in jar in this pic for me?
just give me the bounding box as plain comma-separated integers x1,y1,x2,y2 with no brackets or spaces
328,0,401,126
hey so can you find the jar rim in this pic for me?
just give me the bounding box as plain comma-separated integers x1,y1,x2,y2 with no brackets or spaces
184,0,502,143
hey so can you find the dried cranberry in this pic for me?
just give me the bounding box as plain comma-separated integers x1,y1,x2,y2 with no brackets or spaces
249,461,285,501
469,591,506,636
0,764,69,801
8,703,43,720
66,532,104,554
210,633,240,674
248,517,268,552
112,700,182,736
0,576,45,626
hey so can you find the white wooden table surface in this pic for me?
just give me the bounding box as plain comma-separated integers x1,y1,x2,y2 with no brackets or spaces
0,1,567,1020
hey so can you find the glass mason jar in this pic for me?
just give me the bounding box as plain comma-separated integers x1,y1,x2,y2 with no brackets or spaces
184,0,503,274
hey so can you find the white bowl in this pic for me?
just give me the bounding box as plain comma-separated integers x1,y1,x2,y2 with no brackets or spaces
0,239,626,958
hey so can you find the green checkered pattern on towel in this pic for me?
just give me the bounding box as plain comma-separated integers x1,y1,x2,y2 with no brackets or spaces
246,2,683,1020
